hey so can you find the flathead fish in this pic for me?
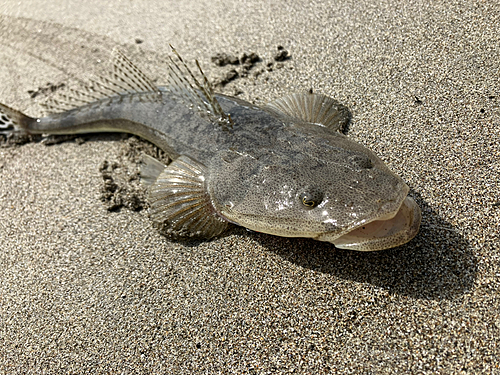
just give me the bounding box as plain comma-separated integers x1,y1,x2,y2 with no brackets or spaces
0,48,421,251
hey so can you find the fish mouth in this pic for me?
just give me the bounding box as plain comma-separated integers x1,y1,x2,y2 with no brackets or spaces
318,196,421,251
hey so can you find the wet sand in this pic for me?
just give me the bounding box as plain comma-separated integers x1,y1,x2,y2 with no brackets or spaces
0,1,499,373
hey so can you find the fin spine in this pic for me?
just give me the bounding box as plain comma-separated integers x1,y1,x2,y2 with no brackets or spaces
167,45,233,130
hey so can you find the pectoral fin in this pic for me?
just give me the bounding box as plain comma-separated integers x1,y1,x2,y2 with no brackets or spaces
148,155,228,239
264,92,351,132
139,154,166,186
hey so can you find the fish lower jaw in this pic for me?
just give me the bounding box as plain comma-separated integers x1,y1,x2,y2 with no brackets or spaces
320,196,421,251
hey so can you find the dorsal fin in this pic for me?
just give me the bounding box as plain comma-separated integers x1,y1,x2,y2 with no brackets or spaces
264,92,351,132
41,48,160,114
166,45,233,130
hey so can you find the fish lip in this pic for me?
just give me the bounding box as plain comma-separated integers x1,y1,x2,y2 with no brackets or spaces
318,182,409,239
317,195,422,251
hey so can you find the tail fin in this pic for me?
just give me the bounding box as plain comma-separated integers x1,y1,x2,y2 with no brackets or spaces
0,103,34,135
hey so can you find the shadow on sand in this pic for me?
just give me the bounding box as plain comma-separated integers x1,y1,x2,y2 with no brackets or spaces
248,192,477,301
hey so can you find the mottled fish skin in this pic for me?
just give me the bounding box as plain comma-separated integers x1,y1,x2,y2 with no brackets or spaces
0,49,421,251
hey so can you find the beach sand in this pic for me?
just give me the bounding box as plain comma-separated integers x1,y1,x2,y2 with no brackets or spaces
0,1,499,373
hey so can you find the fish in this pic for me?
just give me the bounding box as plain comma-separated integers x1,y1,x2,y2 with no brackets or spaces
0,48,421,251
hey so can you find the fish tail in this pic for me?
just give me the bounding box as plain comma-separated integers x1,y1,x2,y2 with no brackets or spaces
0,103,35,135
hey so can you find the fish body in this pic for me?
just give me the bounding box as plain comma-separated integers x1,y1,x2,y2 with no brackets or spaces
0,49,421,251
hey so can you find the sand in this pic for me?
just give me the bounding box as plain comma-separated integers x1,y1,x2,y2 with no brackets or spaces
0,0,499,373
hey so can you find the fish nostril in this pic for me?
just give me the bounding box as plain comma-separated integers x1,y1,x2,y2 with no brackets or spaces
349,155,373,169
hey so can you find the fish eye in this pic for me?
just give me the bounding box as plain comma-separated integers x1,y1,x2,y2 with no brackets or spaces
299,189,323,209
302,197,317,208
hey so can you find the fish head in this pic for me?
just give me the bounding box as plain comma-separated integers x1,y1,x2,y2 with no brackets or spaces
208,124,421,251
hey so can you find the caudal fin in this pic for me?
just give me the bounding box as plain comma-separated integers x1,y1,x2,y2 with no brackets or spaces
0,103,34,135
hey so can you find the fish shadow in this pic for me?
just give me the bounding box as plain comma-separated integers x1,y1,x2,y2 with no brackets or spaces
249,192,477,301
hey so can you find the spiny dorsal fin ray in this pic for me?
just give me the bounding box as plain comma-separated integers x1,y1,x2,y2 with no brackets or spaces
167,45,233,130
41,48,160,114
264,92,351,133
148,155,228,239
